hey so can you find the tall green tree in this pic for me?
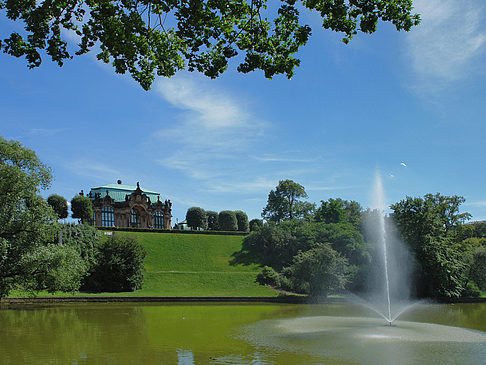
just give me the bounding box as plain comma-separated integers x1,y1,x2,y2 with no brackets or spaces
0,137,83,297
71,195,93,223
47,194,69,219
390,193,472,298
0,1,420,90
391,193,471,251
315,198,362,228
234,210,249,232
262,179,311,223
186,207,208,230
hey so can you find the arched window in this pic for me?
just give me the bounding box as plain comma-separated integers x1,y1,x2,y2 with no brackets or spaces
102,206,115,227
154,211,164,229
130,208,140,228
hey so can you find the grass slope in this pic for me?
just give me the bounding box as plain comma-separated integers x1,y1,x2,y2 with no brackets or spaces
111,231,277,297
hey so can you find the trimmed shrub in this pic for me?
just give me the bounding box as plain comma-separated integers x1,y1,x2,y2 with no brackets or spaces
235,210,249,232
206,211,219,230
47,194,69,219
186,207,207,230
71,195,93,221
219,210,238,231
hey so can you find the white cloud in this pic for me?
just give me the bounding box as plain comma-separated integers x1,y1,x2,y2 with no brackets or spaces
154,76,268,183
201,177,277,193
465,200,486,207
406,0,486,85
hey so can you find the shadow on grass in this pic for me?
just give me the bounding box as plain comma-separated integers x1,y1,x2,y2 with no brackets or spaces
229,249,262,267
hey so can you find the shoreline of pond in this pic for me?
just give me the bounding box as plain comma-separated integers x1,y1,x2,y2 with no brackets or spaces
2,295,486,305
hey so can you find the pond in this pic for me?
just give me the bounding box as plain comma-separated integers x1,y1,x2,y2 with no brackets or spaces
0,301,485,364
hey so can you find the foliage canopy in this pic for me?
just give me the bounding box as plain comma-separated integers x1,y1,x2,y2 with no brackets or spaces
0,137,81,297
0,0,420,90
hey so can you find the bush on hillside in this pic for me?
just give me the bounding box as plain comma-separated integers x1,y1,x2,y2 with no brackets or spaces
249,219,263,232
83,235,146,292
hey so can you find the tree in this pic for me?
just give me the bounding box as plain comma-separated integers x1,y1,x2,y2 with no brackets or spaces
315,198,362,228
47,194,69,219
83,235,146,292
391,193,471,251
469,246,486,291
281,243,349,297
390,193,472,298
219,210,238,231
249,219,263,232
71,195,93,223
186,207,207,230
206,211,219,231
0,1,420,90
0,137,81,297
262,179,310,223
234,210,249,232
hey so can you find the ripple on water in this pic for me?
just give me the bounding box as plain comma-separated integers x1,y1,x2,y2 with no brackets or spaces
240,316,486,365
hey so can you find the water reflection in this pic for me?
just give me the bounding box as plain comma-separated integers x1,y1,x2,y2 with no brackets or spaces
0,302,484,364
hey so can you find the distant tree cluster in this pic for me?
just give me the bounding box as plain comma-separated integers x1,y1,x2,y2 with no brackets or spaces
238,179,485,299
185,207,249,232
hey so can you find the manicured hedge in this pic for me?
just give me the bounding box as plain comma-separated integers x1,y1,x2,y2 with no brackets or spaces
95,226,249,236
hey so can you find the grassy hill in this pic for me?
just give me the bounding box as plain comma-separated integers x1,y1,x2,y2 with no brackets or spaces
112,231,278,297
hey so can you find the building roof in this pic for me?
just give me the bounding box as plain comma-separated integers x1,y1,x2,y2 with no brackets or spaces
90,183,160,203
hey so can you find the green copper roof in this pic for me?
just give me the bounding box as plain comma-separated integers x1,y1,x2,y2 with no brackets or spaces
89,183,160,203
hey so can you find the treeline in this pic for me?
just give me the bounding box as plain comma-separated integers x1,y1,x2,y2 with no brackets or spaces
185,207,251,232
0,137,145,298
237,180,486,299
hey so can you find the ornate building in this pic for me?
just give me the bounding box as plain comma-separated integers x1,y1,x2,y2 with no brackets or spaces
85,180,172,229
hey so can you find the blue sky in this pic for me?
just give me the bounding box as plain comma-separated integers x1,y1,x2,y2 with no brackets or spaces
2,0,486,223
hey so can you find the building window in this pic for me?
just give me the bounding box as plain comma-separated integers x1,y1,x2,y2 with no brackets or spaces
130,208,140,228
154,211,164,229
102,206,115,227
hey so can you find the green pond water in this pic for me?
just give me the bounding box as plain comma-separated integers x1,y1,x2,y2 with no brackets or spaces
0,301,485,364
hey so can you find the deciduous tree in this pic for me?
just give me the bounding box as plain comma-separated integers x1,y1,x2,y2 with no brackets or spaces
219,210,238,231
47,194,69,219
206,211,219,230
186,207,208,230
0,137,82,297
71,195,93,223
234,210,249,232
262,179,310,223
0,1,420,90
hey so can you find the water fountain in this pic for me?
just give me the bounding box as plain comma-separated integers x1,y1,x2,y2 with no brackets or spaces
240,174,486,364
358,172,417,325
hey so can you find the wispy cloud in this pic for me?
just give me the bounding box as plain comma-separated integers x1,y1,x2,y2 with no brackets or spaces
406,0,486,88
201,177,277,193
154,76,268,181
465,200,486,207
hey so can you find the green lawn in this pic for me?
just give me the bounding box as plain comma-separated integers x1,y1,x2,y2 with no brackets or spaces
122,231,277,297
10,231,278,298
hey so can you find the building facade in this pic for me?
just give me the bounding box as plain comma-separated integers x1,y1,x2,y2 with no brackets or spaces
85,180,172,229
